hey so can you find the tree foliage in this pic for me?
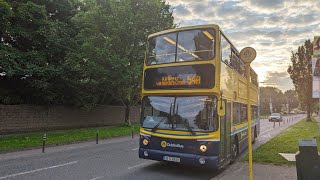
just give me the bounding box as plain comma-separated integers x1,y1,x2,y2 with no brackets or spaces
68,0,175,123
260,87,284,115
260,87,299,115
287,40,316,120
283,89,299,112
0,0,81,105
0,0,175,123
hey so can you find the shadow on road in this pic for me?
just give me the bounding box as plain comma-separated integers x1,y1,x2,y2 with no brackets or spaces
139,162,223,180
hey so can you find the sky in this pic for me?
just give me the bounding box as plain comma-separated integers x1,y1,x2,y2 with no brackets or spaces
166,0,320,92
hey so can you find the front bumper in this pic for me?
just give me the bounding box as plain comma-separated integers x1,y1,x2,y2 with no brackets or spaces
139,148,220,169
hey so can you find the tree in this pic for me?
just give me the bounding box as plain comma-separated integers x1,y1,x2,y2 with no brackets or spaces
283,89,299,113
70,0,175,124
0,0,82,105
260,86,285,115
287,40,316,121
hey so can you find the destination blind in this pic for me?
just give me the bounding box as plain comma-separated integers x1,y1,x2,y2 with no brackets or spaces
144,64,215,89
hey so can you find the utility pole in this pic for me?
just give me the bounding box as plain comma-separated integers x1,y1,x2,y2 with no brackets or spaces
269,96,273,114
286,96,289,114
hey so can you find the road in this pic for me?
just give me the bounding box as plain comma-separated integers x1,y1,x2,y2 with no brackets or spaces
0,115,305,180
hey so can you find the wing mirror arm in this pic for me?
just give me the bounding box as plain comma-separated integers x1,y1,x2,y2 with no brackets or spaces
218,90,226,117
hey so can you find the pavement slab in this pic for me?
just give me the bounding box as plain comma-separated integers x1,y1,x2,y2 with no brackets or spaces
213,162,296,180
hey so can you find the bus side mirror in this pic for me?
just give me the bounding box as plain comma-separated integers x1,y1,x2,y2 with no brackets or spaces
218,100,226,117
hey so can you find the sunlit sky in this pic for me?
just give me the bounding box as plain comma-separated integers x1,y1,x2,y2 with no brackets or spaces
166,0,320,92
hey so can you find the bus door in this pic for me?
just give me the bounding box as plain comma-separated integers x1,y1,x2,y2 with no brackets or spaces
220,100,232,164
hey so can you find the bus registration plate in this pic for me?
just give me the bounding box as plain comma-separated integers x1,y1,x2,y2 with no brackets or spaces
163,156,180,162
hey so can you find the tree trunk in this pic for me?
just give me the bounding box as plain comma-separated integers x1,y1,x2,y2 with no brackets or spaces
307,103,311,121
124,104,131,125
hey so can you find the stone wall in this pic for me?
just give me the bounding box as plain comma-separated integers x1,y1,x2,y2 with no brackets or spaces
0,105,140,134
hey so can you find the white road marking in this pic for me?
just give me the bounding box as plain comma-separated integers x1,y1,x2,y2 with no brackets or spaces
261,134,271,138
0,161,78,179
128,162,149,170
260,128,272,135
89,176,104,180
131,148,139,150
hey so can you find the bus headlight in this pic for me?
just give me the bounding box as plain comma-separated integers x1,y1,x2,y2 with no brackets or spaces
200,145,207,153
143,139,149,146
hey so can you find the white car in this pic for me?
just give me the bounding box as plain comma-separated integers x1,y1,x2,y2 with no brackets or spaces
268,113,283,122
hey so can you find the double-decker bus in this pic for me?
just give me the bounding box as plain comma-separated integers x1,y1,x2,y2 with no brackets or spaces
139,24,260,169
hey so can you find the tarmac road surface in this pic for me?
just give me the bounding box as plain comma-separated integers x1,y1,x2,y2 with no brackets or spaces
0,115,305,180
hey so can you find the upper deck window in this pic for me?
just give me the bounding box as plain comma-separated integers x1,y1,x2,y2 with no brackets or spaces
147,28,215,65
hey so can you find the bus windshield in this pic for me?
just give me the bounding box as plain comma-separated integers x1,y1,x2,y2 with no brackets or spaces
147,28,215,65
141,96,218,132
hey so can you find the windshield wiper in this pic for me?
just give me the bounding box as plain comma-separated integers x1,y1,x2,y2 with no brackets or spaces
151,103,173,133
183,120,196,136
151,116,167,133
175,103,195,136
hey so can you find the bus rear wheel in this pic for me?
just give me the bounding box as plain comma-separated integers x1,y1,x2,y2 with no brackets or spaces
252,127,257,144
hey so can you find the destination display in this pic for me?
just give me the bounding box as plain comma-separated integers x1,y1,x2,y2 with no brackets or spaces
144,64,215,89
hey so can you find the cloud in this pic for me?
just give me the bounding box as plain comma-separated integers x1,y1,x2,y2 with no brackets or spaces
166,0,319,91
250,0,284,9
174,4,191,17
262,71,293,91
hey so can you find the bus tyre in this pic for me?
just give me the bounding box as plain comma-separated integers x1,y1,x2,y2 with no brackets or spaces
230,138,238,164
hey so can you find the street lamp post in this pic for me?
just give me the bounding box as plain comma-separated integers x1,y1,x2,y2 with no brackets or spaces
240,47,257,180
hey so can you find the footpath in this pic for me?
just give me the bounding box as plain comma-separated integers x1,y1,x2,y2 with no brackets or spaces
213,115,310,180
214,162,296,180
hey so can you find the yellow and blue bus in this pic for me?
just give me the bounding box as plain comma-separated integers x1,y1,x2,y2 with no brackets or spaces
139,24,259,169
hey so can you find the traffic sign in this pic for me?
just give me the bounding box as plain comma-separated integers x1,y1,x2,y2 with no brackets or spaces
240,47,256,63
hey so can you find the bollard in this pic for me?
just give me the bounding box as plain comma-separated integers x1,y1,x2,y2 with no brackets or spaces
42,129,46,153
279,121,280,126
96,128,99,144
273,122,275,128
131,126,134,139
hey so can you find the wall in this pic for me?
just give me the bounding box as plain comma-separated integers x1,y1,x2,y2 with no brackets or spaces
0,105,140,134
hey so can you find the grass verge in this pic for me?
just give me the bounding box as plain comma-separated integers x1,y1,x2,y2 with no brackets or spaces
0,124,140,153
243,118,320,166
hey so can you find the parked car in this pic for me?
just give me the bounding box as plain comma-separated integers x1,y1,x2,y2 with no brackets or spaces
269,113,283,122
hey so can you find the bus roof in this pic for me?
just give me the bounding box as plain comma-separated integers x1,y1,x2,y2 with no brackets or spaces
148,24,220,39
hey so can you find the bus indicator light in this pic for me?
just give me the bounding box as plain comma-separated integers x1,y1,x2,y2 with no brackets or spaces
199,158,206,165
144,151,149,157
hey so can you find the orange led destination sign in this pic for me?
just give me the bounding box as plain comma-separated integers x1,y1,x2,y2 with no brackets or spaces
155,75,201,87
144,64,215,90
